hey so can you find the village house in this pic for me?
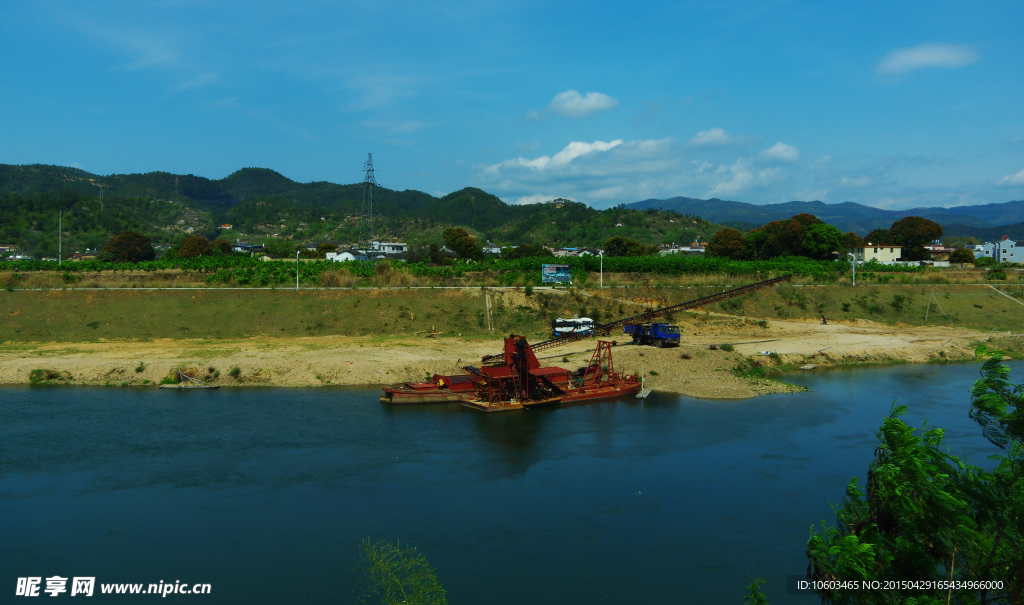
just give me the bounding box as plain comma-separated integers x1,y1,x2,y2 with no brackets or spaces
975,236,1017,262
847,243,902,264
659,242,706,256
923,242,956,261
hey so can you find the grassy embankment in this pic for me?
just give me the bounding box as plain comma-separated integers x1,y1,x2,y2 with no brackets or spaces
1,280,1022,343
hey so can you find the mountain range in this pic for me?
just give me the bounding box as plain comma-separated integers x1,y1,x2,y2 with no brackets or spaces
628,196,1024,238
0,164,721,256
2,164,1022,258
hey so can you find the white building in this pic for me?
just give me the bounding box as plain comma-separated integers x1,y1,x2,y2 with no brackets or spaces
370,241,408,254
847,244,902,264
976,236,1017,262
326,251,365,262
659,243,706,256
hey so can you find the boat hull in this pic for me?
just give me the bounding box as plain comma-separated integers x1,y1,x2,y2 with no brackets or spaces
380,390,469,404
462,379,642,412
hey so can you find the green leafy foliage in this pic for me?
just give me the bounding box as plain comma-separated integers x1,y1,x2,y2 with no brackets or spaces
890,216,944,261
803,347,1023,604
442,227,483,260
801,223,844,260
746,213,824,259
101,230,156,263
502,243,553,259
706,227,747,259
603,235,657,257
948,246,976,266
178,235,212,258
841,231,865,248
864,228,892,245
356,539,447,605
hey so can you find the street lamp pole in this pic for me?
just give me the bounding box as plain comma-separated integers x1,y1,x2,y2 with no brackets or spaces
58,211,62,266
599,251,603,288
847,252,856,286
296,250,300,290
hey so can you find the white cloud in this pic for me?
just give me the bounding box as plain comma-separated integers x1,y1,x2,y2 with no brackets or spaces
686,127,747,148
760,142,800,163
877,44,979,75
524,109,544,121
478,138,675,206
547,90,619,118
510,194,574,205
708,170,754,197
997,168,1024,186
491,139,623,171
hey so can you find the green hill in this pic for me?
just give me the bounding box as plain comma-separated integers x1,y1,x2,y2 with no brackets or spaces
0,164,722,257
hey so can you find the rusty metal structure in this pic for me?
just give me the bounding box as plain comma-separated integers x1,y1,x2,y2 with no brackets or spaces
463,336,640,412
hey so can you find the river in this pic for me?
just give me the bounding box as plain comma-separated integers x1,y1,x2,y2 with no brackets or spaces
1,361,1015,603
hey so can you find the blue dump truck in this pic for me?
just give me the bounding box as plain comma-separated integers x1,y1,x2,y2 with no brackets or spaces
624,323,681,347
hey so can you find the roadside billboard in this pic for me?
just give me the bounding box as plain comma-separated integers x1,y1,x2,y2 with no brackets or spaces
541,264,572,284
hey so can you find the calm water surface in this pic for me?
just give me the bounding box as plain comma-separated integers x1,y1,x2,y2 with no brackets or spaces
1,361,1016,604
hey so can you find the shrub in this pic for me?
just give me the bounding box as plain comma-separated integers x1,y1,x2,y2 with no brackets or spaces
680,353,692,360
987,271,1007,281
841,302,851,312
101,231,156,263
135,362,146,373
229,366,241,378
708,344,718,350
649,370,659,376
890,294,907,311
29,369,72,384
720,343,735,352
178,236,212,259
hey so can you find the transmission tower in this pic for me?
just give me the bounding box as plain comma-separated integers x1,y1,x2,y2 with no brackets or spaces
359,153,376,245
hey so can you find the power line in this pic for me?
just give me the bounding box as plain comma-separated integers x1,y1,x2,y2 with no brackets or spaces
359,153,376,244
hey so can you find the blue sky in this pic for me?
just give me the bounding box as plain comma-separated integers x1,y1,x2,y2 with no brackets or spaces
3,1,1023,210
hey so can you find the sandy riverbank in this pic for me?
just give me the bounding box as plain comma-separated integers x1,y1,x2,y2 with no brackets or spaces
0,315,995,399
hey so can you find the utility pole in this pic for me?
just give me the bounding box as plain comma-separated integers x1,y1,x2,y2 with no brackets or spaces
58,211,62,265
599,251,603,288
296,249,300,290
359,153,376,248
847,252,856,286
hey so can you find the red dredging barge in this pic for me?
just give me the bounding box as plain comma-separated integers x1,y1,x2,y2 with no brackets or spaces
381,335,641,412
379,276,794,409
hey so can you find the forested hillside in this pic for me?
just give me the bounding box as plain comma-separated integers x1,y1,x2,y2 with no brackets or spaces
0,165,722,257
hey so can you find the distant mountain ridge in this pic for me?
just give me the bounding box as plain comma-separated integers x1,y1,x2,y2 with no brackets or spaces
628,196,1024,234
